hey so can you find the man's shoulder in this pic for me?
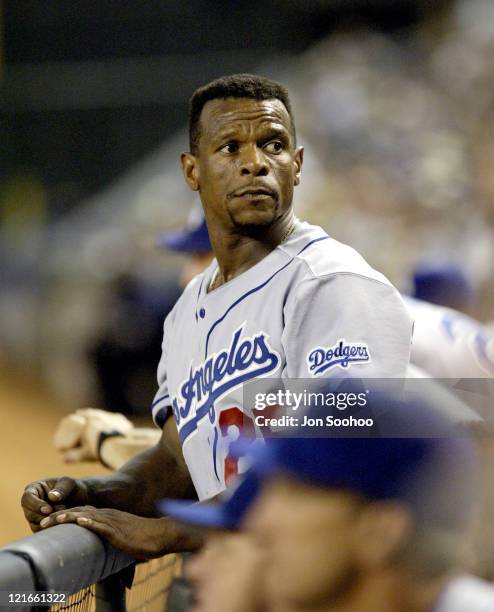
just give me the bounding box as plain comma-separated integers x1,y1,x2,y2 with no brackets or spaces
284,221,394,288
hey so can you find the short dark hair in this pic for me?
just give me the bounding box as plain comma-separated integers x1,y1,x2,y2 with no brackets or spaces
188,73,296,154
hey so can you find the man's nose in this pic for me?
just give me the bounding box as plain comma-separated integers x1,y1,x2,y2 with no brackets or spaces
239,145,269,176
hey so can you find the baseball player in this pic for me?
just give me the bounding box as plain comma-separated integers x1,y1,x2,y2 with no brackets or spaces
52,218,494,470
22,74,412,558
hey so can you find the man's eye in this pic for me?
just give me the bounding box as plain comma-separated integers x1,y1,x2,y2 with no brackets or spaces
264,141,283,153
220,142,239,153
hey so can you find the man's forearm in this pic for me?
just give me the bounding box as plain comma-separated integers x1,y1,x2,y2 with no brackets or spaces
82,436,196,516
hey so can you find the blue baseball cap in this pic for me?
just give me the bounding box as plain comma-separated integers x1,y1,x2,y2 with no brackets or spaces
158,469,260,531
412,262,474,308
157,206,211,253
246,393,480,529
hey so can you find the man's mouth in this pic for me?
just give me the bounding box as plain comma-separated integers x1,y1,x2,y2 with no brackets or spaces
233,186,276,199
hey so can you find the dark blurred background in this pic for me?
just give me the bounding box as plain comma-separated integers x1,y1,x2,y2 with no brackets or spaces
2,0,439,216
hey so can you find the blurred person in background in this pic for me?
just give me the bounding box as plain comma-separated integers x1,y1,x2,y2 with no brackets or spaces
411,262,475,314
157,203,214,289
88,272,178,415
405,293,494,379
88,205,212,416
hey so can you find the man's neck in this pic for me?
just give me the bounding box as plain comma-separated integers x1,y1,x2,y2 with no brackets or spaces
209,212,296,286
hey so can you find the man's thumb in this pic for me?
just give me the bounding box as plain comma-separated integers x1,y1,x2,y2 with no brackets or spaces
48,477,76,502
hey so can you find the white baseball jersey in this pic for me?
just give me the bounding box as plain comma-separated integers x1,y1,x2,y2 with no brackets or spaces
152,221,413,500
405,297,494,378
433,575,494,612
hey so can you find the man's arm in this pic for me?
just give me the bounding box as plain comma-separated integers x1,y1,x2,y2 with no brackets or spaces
282,274,413,379
84,418,196,516
22,418,196,530
40,507,204,559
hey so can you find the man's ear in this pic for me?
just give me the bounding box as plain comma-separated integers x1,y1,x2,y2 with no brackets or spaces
294,146,304,186
181,152,200,192
353,502,413,570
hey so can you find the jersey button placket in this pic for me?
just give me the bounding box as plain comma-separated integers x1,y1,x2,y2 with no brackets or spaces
197,306,207,355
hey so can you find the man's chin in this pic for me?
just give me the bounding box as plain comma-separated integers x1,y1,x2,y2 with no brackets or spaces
229,206,280,230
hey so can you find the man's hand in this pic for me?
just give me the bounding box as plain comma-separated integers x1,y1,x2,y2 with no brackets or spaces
21,477,89,532
38,506,202,559
53,408,133,463
22,420,196,531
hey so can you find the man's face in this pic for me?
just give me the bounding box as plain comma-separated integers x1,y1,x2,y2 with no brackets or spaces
181,97,303,232
186,531,268,612
246,476,365,610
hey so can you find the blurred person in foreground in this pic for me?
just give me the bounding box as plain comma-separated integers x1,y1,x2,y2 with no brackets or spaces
161,471,271,612
245,440,489,611
160,388,494,611
21,73,414,558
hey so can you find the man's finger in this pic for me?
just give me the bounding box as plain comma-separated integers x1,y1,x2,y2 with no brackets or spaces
24,509,47,524
39,513,70,528
76,517,114,539
39,516,55,529
48,477,76,502
40,506,93,528
24,487,40,497
23,482,46,500
21,487,51,514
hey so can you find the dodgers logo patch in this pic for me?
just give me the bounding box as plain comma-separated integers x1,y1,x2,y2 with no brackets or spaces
307,339,371,376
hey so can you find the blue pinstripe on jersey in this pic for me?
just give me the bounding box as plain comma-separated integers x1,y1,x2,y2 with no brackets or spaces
204,235,330,356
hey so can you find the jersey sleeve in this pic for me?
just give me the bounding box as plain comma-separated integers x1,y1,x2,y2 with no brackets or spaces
407,298,494,378
151,310,174,429
281,274,413,379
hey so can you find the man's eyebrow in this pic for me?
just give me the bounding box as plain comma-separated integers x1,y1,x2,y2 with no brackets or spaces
215,124,290,141
259,125,290,139
210,119,293,148
213,129,240,143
